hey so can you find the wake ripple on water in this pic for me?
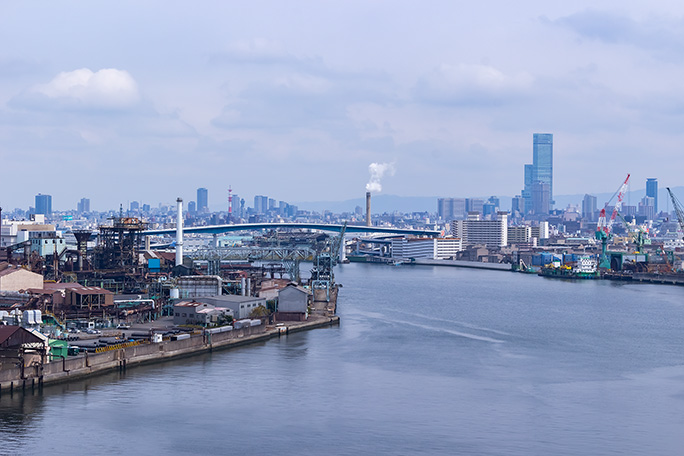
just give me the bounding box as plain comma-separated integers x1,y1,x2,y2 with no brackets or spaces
396,319,505,343
391,308,512,336
348,308,506,343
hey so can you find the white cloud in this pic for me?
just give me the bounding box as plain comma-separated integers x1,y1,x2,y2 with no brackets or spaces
414,63,533,106
20,68,140,110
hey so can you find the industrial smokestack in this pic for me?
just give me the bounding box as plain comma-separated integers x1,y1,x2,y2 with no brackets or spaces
366,192,371,227
176,198,183,267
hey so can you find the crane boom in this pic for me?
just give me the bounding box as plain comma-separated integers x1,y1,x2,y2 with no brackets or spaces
666,187,684,236
596,174,630,236
607,174,630,233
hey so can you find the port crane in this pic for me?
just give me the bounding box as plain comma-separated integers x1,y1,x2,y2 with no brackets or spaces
596,174,630,269
666,187,684,237
615,211,648,254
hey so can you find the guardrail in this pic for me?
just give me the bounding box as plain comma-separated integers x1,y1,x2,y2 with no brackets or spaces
94,340,148,353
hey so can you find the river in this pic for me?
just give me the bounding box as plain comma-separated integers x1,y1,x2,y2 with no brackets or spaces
2,263,684,455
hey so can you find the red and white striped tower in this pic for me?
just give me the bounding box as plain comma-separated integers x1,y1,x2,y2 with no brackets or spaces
228,185,233,221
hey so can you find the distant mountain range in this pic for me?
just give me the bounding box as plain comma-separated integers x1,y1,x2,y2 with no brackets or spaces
294,186,684,214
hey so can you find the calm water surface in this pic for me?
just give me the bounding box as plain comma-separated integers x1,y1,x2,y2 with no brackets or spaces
2,263,684,455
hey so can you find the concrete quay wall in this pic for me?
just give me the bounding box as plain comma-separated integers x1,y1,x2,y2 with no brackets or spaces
411,259,512,271
0,317,340,393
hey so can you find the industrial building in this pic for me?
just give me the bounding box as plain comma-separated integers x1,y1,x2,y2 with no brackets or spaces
195,295,267,320
173,301,232,326
276,283,312,321
0,264,43,292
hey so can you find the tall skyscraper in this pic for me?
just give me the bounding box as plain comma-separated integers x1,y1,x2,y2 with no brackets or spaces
639,196,655,220
521,134,553,214
197,188,208,213
231,193,240,216
77,198,90,214
254,195,268,214
582,194,597,221
511,195,524,215
531,181,550,215
35,194,52,215
522,164,534,214
646,178,658,213
532,133,553,207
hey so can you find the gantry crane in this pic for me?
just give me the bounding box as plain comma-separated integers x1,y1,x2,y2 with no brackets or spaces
596,174,630,269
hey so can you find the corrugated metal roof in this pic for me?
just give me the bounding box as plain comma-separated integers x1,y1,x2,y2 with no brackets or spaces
43,282,86,291
70,287,114,295
0,266,32,278
175,301,206,307
0,325,45,347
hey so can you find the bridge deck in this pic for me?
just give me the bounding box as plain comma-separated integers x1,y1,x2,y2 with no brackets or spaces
144,222,440,237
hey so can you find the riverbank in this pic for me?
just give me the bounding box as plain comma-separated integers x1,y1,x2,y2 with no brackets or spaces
0,316,340,393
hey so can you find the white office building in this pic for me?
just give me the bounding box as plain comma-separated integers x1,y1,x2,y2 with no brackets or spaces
391,237,463,260
451,212,508,248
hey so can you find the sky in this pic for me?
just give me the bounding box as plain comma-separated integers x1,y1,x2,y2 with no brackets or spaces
2,1,684,211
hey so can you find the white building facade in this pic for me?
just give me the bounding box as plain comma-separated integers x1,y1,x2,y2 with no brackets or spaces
451,212,508,248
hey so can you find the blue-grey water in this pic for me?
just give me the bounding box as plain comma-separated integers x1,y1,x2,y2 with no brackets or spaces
2,263,684,455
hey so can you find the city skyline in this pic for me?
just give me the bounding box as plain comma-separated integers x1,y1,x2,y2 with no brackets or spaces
2,3,684,209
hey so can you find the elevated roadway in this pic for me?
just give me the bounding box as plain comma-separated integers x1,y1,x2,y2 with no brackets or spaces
144,222,440,237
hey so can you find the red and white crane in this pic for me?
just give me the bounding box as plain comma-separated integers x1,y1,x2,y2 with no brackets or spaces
596,174,630,268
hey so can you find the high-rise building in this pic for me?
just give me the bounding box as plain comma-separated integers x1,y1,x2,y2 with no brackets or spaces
646,178,658,213
639,196,655,220
532,133,553,207
522,164,534,214
465,198,484,215
231,193,240,217
451,212,508,248
582,194,597,221
35,194,52,215
437,198,465,221
254,195,268,214
531,181,550,215
483,196,500,218
197,188,208,213
130,201,139,212
77,198,90,214
188,201,197,213
511,195,524,216
521,134,553,214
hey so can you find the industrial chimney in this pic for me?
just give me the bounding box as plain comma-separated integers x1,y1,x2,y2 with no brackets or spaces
366,192,371,227
176,198,184,267
73,230,91,271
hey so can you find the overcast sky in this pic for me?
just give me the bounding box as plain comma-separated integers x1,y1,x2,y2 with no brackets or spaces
1,1,684,211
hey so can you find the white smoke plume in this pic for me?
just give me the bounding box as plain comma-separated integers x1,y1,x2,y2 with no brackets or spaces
365,162,396,193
